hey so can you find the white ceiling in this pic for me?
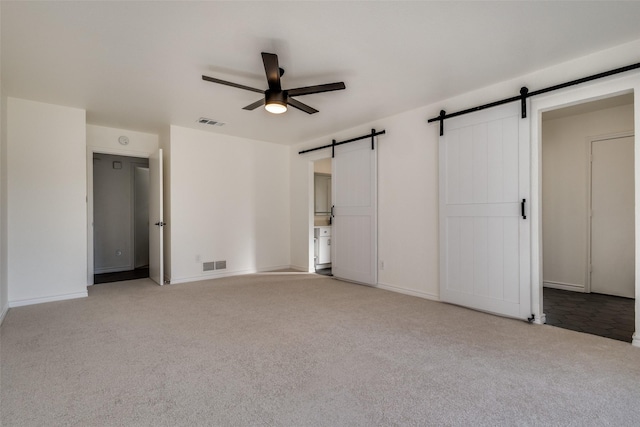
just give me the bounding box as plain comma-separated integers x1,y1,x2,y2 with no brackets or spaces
3,1,640,145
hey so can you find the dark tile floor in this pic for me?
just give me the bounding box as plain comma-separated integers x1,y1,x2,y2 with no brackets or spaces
543,287,635,343
315,267,332,276
94,267,149,284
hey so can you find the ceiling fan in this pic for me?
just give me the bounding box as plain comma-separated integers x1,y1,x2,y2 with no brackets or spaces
202,52,346,115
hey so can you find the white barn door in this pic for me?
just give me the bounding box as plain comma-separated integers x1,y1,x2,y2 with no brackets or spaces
439,103,531,319
332,138,377,285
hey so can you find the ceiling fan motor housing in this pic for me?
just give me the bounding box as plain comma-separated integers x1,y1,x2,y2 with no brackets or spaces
265,89,288,113
266,89,288,106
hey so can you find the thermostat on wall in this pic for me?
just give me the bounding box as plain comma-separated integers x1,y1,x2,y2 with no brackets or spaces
118,136,129,145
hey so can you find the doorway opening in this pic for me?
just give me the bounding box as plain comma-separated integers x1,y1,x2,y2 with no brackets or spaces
93,153,150,284
541,93,635,342
313,158,332,276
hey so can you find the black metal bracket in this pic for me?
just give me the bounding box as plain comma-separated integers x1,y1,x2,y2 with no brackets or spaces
371,129,376,150
520,87,529,118
521,199,526,220
439,110,446,136
331,139,336,158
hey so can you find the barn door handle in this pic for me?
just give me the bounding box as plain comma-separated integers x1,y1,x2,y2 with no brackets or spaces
521,199,526,220
331,205,335,218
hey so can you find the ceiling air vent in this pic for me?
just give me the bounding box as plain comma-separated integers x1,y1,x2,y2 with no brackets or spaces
197,117,225,126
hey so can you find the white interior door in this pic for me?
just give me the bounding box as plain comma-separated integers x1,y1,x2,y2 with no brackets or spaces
439,103,531,319
332,138,377,285
149,148,164,285
591,135,635,298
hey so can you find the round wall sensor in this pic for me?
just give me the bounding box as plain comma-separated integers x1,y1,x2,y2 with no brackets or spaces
118,136,130,145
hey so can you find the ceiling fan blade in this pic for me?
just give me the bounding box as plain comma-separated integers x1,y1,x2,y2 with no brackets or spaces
202,75,264,94
287,82,346,97
261,52,281,91
242,99,265,111
288,98,319,114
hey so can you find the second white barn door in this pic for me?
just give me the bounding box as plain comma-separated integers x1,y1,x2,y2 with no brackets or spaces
439,103,531,319
331,138,377,285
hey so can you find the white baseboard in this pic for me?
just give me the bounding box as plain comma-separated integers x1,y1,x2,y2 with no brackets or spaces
257,265,303,273
0,303,9,325
168,268,258,285
633,332,640,348
533,313,547,325
376,282,440,301
9,290,88,308
291,264,313,273
169,265,317,285
543,281,585,292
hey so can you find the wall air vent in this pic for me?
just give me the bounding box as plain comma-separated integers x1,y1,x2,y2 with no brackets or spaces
203,260,226,272
197,117,225,126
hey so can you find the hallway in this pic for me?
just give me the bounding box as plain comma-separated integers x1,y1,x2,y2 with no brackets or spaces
544,288,634,343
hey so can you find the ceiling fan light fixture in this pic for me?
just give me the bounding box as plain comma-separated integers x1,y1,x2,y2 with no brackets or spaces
264,90,288,114
265,102,287,114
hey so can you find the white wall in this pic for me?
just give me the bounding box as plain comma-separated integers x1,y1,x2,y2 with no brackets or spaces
291,38,640,302
542,103,634,292
292,112,439,298
167,126,290,283
7,98,87,306
314,158,331,174
87,124,159,157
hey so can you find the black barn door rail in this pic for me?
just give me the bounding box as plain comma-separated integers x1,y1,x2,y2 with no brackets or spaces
428,61,640,136
298,128,386,157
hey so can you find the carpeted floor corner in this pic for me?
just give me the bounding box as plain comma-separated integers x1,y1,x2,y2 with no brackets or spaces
2,273,640,426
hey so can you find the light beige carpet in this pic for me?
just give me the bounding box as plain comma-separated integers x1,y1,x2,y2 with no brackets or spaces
2,273,640,426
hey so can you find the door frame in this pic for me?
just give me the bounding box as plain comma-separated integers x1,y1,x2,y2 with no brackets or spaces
87,147,150,285
306,153,333,272
586,131,635,295
530,72,640,347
